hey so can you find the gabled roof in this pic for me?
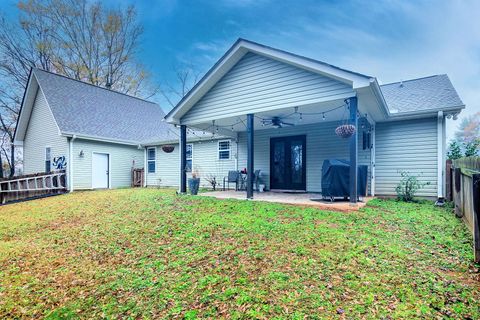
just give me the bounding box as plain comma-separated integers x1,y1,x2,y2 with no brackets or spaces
165,38,377,124
15,68,178,145
380,74,465,115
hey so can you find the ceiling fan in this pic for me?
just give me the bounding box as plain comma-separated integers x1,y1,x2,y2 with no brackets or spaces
261,116,295,128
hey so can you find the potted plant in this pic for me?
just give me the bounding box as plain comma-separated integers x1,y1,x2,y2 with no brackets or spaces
188,169,200,195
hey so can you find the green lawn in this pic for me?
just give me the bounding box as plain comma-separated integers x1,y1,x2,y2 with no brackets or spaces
0,189,478,319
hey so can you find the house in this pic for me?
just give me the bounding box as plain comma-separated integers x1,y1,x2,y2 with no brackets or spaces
165,39,465,202
14,39,465,201
13,69,232,190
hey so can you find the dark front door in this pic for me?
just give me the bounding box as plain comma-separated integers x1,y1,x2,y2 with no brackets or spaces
270,135,306,191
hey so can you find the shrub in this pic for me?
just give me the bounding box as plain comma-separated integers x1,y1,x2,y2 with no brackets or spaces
395,171,430,202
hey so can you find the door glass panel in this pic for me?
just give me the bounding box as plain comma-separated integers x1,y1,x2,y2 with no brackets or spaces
290,140,303,184
273,141,285,187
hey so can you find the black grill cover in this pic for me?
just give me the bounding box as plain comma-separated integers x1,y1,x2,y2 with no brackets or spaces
321,159,368,198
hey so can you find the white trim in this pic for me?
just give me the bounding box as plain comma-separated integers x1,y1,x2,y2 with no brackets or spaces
235,139,239,171
218,139,232,160
165,39,371,124
146,147,156,174
35,75,63,136
68,137,74,192
143,147,147,187
179,92,356,126
62,132,140,146
370,125,376,196
45,146,52,172
13,71,36,144
186,143,193,172
91,151,111,189
437,111,444,198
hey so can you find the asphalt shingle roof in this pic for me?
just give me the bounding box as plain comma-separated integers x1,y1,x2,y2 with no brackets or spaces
33,68,178,144
380,74,464,114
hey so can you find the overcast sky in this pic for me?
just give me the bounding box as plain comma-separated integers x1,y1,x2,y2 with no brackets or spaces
3,0,479,139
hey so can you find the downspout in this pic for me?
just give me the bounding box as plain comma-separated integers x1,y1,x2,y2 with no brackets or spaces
437,111,444,201
370,125,376,197
68,135,76,192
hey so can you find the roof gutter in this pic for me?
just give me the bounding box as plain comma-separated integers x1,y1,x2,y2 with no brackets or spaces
386,105,465,120
61,132,141,146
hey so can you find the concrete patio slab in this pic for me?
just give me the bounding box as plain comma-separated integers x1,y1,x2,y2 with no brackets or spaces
200,190,372,212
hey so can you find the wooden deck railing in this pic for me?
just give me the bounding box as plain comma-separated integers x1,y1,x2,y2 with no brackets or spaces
0,170,67,204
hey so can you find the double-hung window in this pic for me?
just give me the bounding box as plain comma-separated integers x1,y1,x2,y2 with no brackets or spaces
147,147,156,173
45,147,51,172
186,144,193,172
218,140,231,160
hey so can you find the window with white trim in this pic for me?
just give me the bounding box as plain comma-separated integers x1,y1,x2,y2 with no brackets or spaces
45,147,51,172
218,140,231,160
147,147,156,173
186,144,193,172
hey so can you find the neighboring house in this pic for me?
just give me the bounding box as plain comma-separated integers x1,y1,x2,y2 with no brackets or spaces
14,39,465,200
166,39,465,200
13,69,231,190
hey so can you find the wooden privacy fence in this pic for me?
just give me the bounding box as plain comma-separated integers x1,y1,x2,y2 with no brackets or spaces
0,170,67,204
447,158,480,263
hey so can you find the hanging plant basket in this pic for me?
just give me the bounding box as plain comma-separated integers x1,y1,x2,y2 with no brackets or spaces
162,145,175,153
335,124,356,138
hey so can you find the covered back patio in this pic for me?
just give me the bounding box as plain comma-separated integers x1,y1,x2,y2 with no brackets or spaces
166,39,389,205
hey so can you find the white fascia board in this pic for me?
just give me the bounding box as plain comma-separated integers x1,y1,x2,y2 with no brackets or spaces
13,71,36,143
165,44,248,124
142,133,237,147
181,91,357,126
61,132,140,146
369,78,390,119
379,106,465,122
33,71,63,137
166,39,373,124
242,40,372,89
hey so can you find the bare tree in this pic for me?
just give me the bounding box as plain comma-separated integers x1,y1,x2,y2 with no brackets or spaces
0,0,156,177
159,64,201,109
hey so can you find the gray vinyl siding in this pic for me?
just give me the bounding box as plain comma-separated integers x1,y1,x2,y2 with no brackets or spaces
182,52,355,124
375,118,438,198
23,87,69,174
237,121,371,193
72,139,143,189
146,139,237,188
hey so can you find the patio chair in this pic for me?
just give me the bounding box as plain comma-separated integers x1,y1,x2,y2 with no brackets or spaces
223,170,240,191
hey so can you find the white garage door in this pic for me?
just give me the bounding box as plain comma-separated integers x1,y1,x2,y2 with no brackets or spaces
92,153,109,189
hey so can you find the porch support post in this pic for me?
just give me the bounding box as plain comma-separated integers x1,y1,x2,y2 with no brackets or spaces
247,113,254,199
180,124,187,194
349,97,358,204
